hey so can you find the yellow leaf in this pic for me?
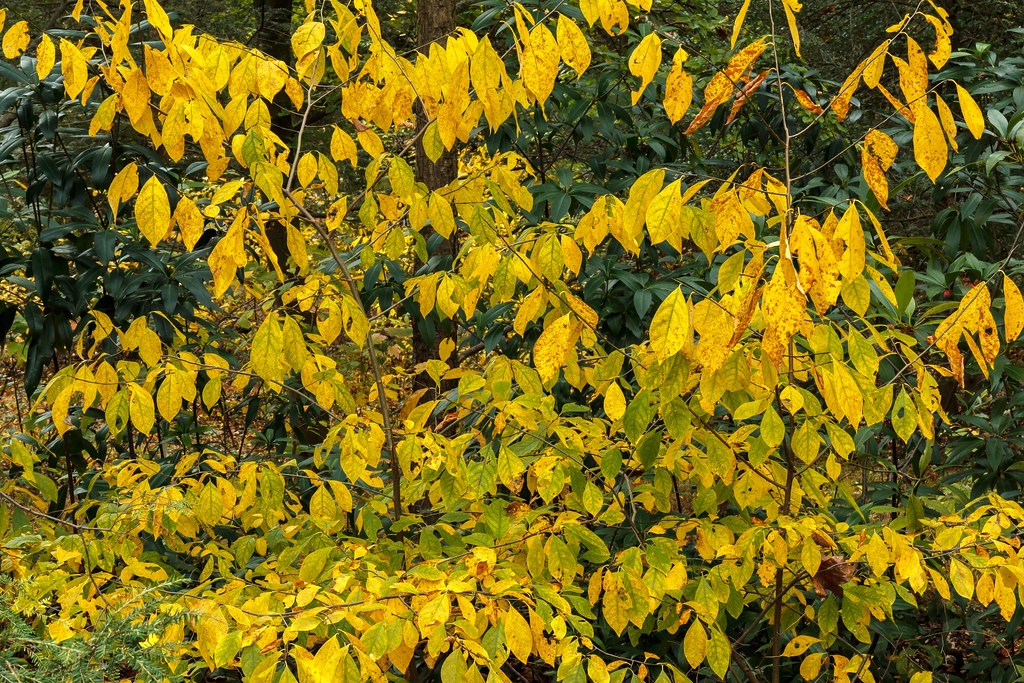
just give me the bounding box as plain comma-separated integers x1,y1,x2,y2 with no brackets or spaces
471,36,503,95
427,193,455,239
832,64,861,121
935,93,959,151
174,195,204,250
664,49,693,124
252,314,285,389
143,0,174,43
504,609,533,664
292,21,326,61
650,288,691,362
534,313,574,383
923,14,950,69
596,0,629,35
1003,274,1024,342
949,558,974,599
782,635,819,657
781,0,802,56
897,37,928,106
122,68,151,124
800,653,825,680
862,129,897,209
955,83,984,139
628,32,662,105
645,178,683,245
36,35,55,79
136,175,171,245
72,0,83,20
296,152,318,188
60,39,88,99
792,87,824,115
832,363,863,427
761,266,807,367
862,41,888,89
731,0,753,47
556,15,590,78
356,128,384,158
605,381,626,421
257,57,289,101
522,23,559,106
128,383,155,435
108,163,139,219
683,619,707,668
210,217,245,297
909,673,933,683
687,39,766,134
417,593,450,637
2,20,28,59
912,102,947,182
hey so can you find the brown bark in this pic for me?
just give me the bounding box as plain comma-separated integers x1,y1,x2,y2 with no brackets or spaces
255,0,296,272
412,0,458,399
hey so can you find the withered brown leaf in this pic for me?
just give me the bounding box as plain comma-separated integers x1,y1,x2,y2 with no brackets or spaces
813,555,856,598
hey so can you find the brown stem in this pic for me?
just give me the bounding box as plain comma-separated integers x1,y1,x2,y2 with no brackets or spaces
284,189,402,524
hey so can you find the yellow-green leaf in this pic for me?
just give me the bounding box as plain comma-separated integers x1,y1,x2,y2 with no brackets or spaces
252,314,285,388
504,608,533,664
197,481,224,523
605,381,626,421
212,630,243,669
949,558,974,599
683,619,707,668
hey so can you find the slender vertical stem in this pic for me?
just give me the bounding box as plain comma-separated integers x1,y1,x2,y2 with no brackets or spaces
772,341,797,683
767,2,796,680
284,189,402,523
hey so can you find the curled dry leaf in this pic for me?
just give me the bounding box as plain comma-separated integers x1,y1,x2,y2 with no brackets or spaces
813,555,856,598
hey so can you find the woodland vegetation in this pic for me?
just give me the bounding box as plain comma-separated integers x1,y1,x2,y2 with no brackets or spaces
1,0,1024,682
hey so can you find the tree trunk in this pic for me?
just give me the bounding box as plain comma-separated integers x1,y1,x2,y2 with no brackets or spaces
255,0,296,266
412,0,458,399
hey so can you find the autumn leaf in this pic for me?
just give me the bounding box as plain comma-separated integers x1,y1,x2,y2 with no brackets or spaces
812,556,856,598
912,101,947,182
136,175,171,244
628,32,662,104
650,288,691,361
534,313,574,383
557,15,590,78
522,23,560,106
